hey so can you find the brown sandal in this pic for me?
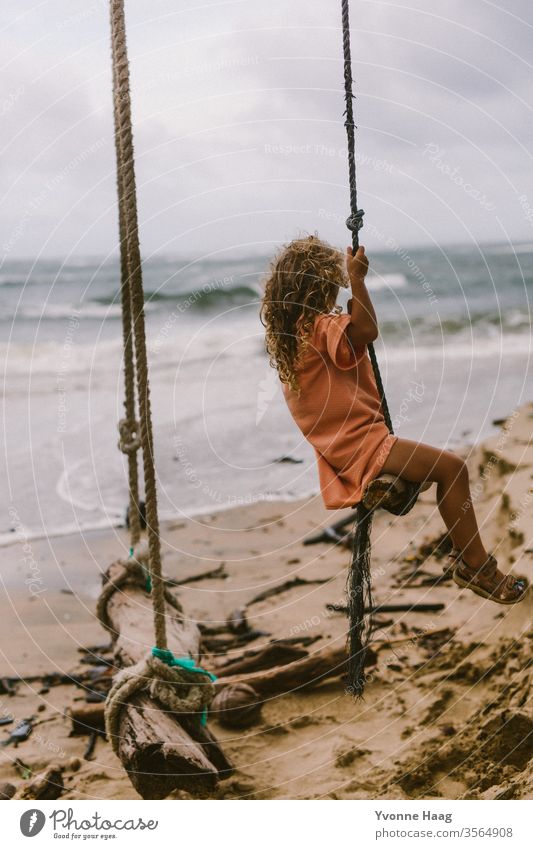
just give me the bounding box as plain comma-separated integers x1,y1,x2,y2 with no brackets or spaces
453,554,528,605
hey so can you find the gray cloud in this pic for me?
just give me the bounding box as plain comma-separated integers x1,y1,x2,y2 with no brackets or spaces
1,0,532,259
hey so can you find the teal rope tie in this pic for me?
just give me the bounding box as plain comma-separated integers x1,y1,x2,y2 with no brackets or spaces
151,647,216,725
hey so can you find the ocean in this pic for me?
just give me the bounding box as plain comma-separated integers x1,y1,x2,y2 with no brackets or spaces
1,242,532,544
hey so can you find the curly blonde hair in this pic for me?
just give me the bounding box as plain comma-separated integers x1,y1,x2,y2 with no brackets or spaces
260,234,347,392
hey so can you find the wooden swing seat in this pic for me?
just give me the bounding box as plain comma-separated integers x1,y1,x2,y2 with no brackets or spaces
362,475,431,516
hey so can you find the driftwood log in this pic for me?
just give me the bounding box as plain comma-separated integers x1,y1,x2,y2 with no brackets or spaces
214,641,309,677
69,702,107,736
75,627,450,755
213,631,449,700
215,642,376,699
326,602,446,615
102,559,232,799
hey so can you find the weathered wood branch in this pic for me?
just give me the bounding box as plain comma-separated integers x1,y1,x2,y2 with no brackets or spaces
214,641,309,677
214,630,450,700
215,642,375,698
69,702,107,736
117,693,218,799
246,577,329,607
326,602,445,615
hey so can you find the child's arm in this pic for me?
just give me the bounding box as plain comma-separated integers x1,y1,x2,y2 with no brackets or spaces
345,245,378,346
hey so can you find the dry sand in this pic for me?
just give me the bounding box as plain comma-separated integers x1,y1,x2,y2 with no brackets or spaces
1,403,532,800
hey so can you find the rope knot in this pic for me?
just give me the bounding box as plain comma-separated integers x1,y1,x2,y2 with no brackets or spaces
118,417,141,454
151,647,217,682
346,209,365,233
96,543,183,635
104,649,217,752
151,647,175,666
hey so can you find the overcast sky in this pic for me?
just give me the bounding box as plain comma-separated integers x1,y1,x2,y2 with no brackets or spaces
2,0,532,260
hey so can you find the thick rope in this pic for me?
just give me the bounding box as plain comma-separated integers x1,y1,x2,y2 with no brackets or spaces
341,0,393,433
106,0,217,743
340,0,377,698
112,48,142,549
96,544,183,638
340,1,421,696
345,504,373,696
110,0,167,652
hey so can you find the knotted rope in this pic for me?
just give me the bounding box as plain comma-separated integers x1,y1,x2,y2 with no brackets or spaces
113,34,142,548
102,0,215,740
117,418,141,455
96,544,183,638
341,0,392,433
105,650,217,755
340,0,419,696
110,0,167,651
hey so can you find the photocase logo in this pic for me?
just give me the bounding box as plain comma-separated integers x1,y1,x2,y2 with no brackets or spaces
20,809,46,837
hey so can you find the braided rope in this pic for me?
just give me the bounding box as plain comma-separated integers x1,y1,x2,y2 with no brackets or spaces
340,0,375,699
112,43,142,547
341,0,393,434
106,0,217,736
341,1,425,696
110,0,167,652
341,1,423,502
96,545,183,637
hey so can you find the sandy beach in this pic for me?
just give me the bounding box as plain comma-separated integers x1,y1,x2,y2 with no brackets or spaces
1,402,532,801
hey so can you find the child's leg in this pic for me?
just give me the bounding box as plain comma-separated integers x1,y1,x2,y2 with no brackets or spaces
381,438,488,568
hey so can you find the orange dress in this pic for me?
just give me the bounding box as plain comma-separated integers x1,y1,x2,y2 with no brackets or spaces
282,312,398,509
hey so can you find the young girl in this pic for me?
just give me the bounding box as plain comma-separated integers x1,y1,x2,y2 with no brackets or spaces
261,234,528,605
